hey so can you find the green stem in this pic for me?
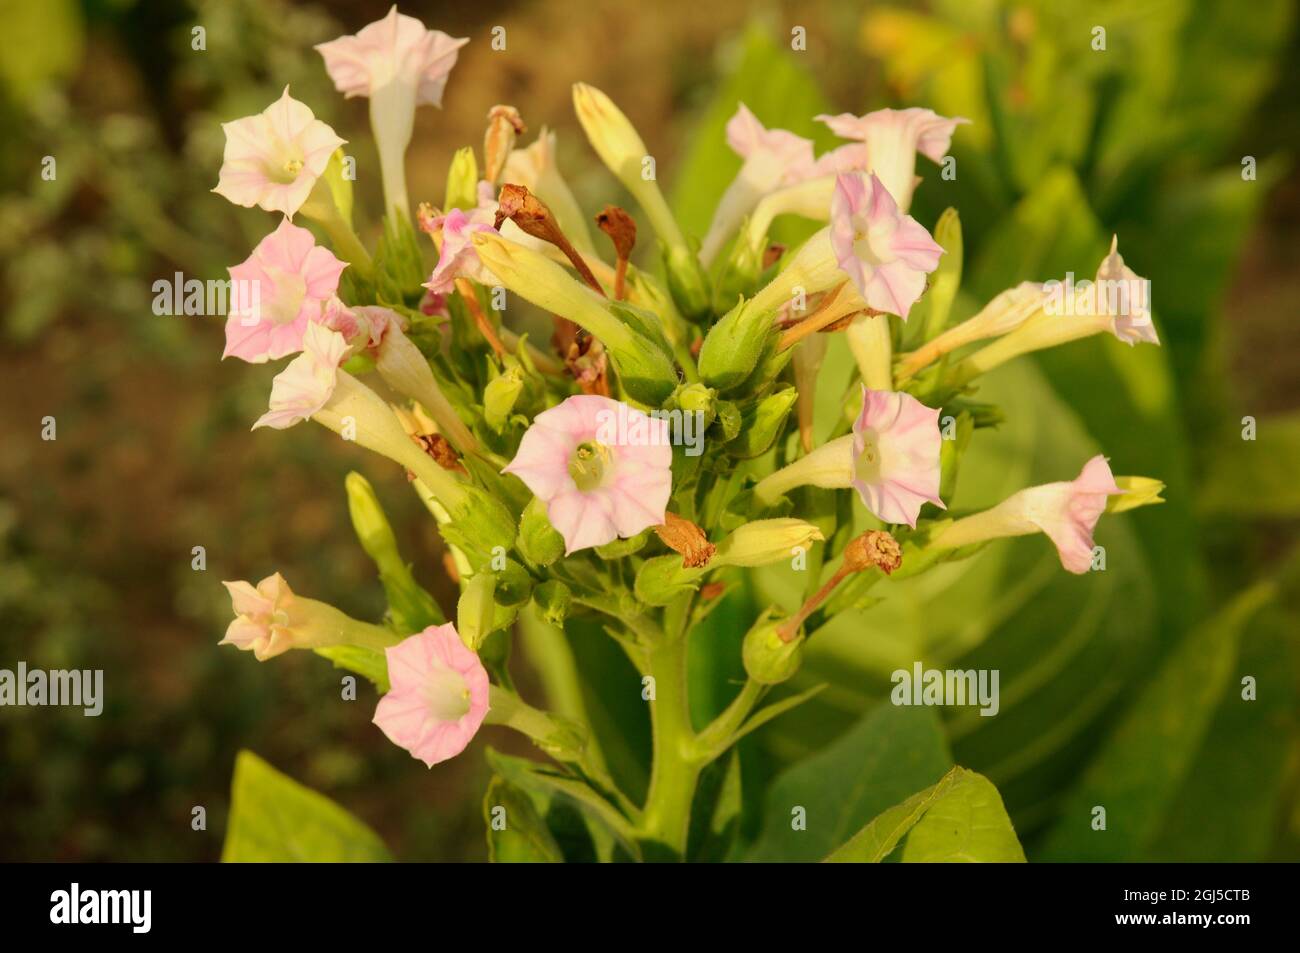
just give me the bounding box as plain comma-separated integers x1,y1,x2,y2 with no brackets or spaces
638,634,699,855
691,679,764,764
486,686,639,820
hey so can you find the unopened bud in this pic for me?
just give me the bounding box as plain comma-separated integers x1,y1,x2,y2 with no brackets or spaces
445,146,479,212
742,609,804,684
457,572,498,651
532,579,572,627
484,363,526,432
517,496,565,567
698,296,777,392
727,387,797,459
663,242,712,322
713,519,824,568
634,553,706,607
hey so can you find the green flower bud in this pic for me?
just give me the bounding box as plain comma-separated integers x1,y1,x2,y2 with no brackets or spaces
440,484,518,568
375,210,427,305
713,518,825,568
605,300,680,406
713,399,742,442
532,579,573,628
698,297,776,392
477,624,513,679
919,207,962,341
737,335,794,396
315,147,355,226
493,557,535,607
634,554,707,607
517,496,565,567
572,83,687,252
742,609,804,685
713,222,764,313
484,363,526,433
445,146,479,212
458,572,497,651
663,241,712,322
727,387,797,459
345,471,445,629
672,382,718,427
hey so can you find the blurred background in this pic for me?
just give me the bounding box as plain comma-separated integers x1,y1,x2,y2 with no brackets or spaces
1,0,1297,862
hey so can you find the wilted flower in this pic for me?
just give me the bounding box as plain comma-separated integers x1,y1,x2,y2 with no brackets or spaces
504,126,597,255
483,104,526,185
754,385,944,529
817,107,968,212
321,300,404,355
424,185,499,293
503,394,672,553
316,6,468,217
373,623,490,767
933,455,1123,574
224,218,349,363
213,87,346,218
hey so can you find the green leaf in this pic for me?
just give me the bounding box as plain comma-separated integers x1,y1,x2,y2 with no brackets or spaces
898,767,1026,862
563,617,652,802
825,766,963,863
747,702,951,862
221,750,392,862
1199,411,1300,518
484,748,641,862
1036,580,1276,861
826,766,1025,863
1146,607,1297,861
483,775,563,863
687,750,744,862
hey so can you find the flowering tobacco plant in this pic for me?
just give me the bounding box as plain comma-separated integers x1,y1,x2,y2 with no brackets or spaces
213,7,1165,862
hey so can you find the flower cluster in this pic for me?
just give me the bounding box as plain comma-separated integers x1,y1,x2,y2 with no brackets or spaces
210,7,1164,856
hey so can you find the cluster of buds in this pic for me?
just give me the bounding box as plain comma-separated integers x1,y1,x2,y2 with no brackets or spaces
207,6,1167,856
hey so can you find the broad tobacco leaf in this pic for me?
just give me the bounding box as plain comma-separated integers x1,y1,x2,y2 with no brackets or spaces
746,702,951,862
482,775,563,863
221,750,392,862
1036,581,1277,861
826,766,1025,863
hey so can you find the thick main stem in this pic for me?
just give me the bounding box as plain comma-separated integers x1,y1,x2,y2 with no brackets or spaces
639,635,699,855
